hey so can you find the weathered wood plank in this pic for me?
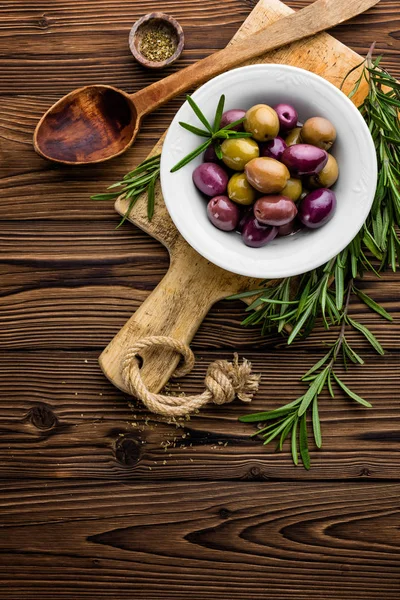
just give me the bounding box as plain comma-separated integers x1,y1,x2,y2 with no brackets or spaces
0,349,399,480
0,256,398,349
0,479,399,599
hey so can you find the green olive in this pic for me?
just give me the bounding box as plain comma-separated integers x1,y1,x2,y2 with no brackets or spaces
227,172,257,206
244,104,279,142
221,138,259,171
307,154,339,188
281,177,302,202
245,157,290,194
285,126,302,146
301,117,336,150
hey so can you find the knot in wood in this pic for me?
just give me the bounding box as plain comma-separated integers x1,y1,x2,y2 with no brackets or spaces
115,436,142,466
37,15,49,29
27,404,57,430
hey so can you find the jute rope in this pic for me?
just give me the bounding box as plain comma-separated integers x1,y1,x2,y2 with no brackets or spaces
122,336,260,417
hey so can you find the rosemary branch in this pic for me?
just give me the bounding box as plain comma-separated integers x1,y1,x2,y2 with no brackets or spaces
237,48,398,468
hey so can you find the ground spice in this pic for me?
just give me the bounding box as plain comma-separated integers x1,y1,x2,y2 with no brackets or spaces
140,29,175,62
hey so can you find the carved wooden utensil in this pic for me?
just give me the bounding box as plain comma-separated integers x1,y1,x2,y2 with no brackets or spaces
99,0,373,396
33,0,378,165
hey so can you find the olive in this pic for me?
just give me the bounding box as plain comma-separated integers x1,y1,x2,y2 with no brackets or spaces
298,188,336,229
260,136,287,161
203,144,220,163
301,116,337,150
281,144,328,176
245,157,290,194
244,104,279,142
285,126,302,146
237,207,254,233
278,218,302,237
241,216,278,248
273,103,298,132
281,177,302,202
307,154,339,188
220,109,246,132
207,196,240,231
254,195,298,226
227,172,257,206
193,162,228,196
221,138,259,171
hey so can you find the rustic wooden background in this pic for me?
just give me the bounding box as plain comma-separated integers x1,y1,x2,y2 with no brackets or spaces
1,1,400,598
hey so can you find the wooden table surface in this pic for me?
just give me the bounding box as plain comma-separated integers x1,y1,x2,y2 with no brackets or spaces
1,1,400,598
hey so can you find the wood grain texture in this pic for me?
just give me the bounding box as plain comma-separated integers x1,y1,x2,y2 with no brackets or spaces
0,479,399,599
1,1,400,598
0,349,399,480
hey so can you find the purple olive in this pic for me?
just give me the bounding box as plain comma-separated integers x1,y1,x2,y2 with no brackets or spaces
220,109,246,132
298,188,337,229
241,216,278,248
254,195,298,227
281,144,328,176
203,145,220,163
273,103,298,132
278,218,303,237
236,207,254,233
260,136,287,161
207,195,240,231
193,162,228,196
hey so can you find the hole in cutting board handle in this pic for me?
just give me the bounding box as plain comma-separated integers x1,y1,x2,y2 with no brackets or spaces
136,354,144,369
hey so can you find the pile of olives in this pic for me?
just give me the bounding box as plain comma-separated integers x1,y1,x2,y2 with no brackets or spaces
192,102,339,248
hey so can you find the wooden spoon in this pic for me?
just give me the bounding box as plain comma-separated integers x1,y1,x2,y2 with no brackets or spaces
34,0,378,165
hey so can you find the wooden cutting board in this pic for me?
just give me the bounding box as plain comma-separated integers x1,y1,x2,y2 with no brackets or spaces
99,0,369,395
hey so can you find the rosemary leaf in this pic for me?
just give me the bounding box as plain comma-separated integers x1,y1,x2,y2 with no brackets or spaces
186,95,213,133
332,372,372,408
353,287,393,321
299,413,310,470
213,94,225,132
170,139,212,173
312,396,322,448
178,122,211,137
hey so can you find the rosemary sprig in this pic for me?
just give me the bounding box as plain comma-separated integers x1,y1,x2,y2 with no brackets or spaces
91,154,161,226
237,49,398,468
170,94,252,172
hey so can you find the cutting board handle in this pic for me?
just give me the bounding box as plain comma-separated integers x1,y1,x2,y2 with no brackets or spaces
99,243,250,394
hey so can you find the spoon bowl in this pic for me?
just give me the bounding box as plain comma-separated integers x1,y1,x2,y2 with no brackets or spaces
34,85,139,165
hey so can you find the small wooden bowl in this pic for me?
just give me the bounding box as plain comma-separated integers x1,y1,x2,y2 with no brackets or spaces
129,13,184,69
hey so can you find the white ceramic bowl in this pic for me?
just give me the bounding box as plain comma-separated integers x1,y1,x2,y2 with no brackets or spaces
160,64,377,279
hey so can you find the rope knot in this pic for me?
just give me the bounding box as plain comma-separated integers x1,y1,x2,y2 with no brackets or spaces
205,354,260,406
122,336,260,417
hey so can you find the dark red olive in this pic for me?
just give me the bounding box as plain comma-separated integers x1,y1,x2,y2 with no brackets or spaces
254,195,297,226
220,109,246,132
241,216,278,247
236,207,254,233
298,188,337,229
277,218,303,237
273,103,298,132
281,144,328,176
207,195,240,231
260,136,287,161
203,145,220,163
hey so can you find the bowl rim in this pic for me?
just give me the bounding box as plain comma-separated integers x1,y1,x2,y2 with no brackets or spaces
161,63,377,279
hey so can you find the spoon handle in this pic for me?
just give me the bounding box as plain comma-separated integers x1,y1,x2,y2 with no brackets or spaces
132,0,378,118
